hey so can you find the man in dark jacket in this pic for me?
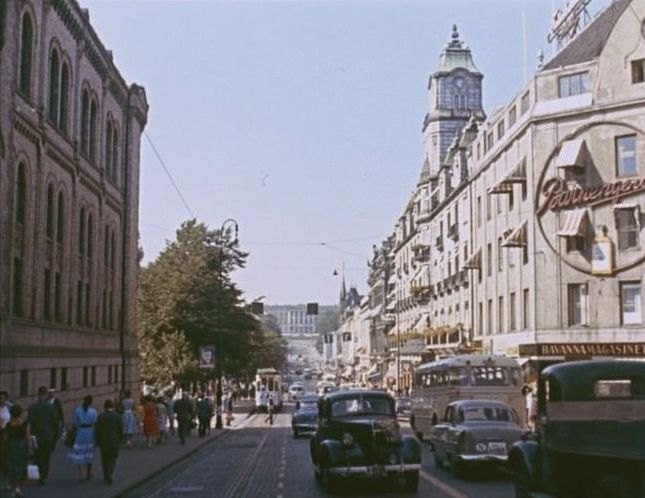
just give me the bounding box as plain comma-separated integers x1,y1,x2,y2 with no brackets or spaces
196,393,213,437
47,389,64,442
173,393,194,445
27,386,58,485
95,399,123,484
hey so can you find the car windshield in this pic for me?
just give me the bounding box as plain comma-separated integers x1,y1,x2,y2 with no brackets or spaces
298,401,317,410
331,396,393,417
459,406,516,423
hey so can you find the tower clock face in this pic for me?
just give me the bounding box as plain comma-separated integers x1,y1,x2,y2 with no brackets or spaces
454,77,465,89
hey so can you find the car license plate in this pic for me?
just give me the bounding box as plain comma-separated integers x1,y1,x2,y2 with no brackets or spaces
488,442,506,455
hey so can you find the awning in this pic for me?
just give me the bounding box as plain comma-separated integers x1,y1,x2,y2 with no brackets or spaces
555,139,587,169
487,178,513,195
502,221,528,247
463,248,482,270
505,158,527,183
557,208,588,237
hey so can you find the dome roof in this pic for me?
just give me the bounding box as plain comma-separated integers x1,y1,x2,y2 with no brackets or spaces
436,25,480,74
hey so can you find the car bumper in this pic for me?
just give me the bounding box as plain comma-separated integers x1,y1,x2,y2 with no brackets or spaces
292,424,317,432
328,463,421,477
458,454,508,463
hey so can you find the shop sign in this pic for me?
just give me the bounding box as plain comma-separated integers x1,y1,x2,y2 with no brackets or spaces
519,342,645,358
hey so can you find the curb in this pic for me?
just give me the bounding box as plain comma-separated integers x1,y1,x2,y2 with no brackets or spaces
115,410,255,497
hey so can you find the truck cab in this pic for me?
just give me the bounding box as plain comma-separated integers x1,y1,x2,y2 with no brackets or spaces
508,360,645,498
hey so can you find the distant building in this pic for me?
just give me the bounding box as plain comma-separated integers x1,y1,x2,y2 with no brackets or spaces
266,304,337,336
0,1,148,415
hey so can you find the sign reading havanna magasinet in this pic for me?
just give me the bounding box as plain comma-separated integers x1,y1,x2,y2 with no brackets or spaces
519,342,645,358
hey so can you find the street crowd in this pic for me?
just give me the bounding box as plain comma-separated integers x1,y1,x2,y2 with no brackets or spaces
0,387,237,498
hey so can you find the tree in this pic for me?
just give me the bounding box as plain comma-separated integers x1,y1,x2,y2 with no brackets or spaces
137,219,279,388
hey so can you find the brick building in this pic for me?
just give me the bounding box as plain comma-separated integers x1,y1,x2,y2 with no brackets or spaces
0,0,148,416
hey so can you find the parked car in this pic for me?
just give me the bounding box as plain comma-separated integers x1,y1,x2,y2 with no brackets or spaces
292,396,320,438
310,389,421,492
429,399,523,477
509,360,645,498
395,397,413,419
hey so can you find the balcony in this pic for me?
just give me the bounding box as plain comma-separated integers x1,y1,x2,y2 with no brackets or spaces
412,244,431,263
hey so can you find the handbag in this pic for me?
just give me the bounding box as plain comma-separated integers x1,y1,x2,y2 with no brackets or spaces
27,464,40,480
64,425,77,448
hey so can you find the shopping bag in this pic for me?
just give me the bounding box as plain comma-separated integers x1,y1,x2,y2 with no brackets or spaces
27,464,40,481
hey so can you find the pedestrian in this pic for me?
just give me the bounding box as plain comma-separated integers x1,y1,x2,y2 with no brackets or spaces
142,395,159,448
47,389,64,444
264,394,274,425
4,404,30,498
121,390,138,448
27,386,58,486
522,384,537,431
155,397,169,443
196,393,212,437
0,390,12,489
173,393,193,445
68,395,97,482
94,399,123,485
226,395,234,427
166,393,176,436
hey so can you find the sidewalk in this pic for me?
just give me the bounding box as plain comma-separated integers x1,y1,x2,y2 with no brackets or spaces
9,400,254,498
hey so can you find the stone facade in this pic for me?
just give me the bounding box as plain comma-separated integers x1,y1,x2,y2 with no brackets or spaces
0,0,148,416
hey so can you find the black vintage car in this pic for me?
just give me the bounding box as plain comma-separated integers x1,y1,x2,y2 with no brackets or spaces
509,360,645,498
310,389,421,492
292,395,320,437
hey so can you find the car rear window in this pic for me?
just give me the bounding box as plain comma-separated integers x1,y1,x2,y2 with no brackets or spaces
331,396,393,417
594,379,632,399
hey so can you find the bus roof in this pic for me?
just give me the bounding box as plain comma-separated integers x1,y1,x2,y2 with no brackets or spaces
415,354,521,373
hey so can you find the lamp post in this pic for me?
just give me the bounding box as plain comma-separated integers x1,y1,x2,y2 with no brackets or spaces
215,218,239,429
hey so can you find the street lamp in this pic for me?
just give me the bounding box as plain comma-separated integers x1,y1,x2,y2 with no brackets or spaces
215,218,239,429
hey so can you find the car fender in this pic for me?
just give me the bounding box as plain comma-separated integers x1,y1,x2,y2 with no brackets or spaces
508,440,540,487
401,435,422,463
319,439,345,467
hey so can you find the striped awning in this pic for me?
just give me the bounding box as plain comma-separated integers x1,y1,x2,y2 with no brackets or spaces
487,178,514,195
502,221,528,247
557,208,588,237
463,248,482,270
555,139,587,169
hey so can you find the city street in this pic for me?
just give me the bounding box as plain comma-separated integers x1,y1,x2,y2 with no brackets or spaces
124,404,513,498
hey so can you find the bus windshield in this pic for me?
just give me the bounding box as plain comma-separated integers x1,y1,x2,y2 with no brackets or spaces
417,365,520,387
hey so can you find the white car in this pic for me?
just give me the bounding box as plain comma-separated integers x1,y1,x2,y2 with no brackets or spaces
289,384,305,400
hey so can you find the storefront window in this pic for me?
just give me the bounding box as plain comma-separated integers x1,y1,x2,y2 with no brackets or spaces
620,282,642,325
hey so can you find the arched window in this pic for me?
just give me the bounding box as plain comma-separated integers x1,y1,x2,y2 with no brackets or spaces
89,98,98,162
48,49,60,123
79,206,86,255
87,213,94,259
112,127,119,184
15,163,27,225
56,191,65,243
110,230,115,270
59,62,70,133
104,225,109,266
46,184,54,239
105,118,113,179
19,12,34,97
81,89,90,156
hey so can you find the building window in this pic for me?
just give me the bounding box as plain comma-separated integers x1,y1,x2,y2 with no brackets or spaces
76,280,83,324
50,368,57,390
621,282,642,325
79,207,86,255
81,90,90,156
12,258,24,316
567,235,586,253
44,269,52,321
20,370,29,397
496,194,502,215
83,367,89,388
56,191,65,244
520,91,530,114
497,237,503,272
102,289,107,329
498,296,504,333
522,242,529,265
523,288,529,329
59,63,70,133
48,49,60,124
19,12,33,98
497,120,505,139
486,131,494,152
89,98,98,162
85,283,91,326
508,190,514,212
631,59,645,84
91,366,96,386
110,231,116,269
486,193,492,221
105,119,113,180
558,71,590,97
616,208,640,250
509,292,517,331
114,365,119,384
46,184,54,239
487,243,492,277
54,272,62,322
521,182,527,202
487,299,493,335
568,283,588,326
61,367,68,391
87,214,94,259
508,106,517,127
16,163,27,225
477,196,482,227
108,365,112,384
616,135,637,177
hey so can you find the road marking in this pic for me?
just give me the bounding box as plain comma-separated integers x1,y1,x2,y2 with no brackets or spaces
420,469,469,498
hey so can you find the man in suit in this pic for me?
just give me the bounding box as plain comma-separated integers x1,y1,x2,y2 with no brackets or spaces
173,393,194,445
95,399,123,484
27,386,58,485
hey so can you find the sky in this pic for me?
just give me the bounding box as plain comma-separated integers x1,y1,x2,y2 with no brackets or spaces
81,0,610,305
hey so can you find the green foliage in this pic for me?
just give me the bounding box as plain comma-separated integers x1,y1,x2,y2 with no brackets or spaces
137,219,286,387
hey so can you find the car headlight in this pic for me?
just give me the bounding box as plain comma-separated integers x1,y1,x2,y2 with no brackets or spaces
475,442,488,453
342,433,354,447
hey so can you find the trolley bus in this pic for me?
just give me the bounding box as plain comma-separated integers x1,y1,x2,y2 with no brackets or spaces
409,354,524,441
254,368,284,413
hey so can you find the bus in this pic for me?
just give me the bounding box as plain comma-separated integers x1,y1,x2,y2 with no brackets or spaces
254,368,284,413
409,354,524,441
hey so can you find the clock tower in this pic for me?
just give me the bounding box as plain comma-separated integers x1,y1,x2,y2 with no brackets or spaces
419,25,485,185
